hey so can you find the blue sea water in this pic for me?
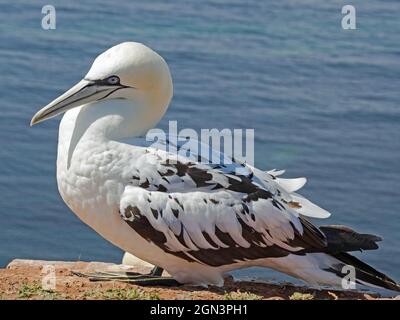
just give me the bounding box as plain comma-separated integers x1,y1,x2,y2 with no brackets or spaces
0,0,399,285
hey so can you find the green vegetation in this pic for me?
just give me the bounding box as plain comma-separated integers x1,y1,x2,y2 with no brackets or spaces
83,287,161,300
223,290,263,300
18,282,66,300
289,292,314,300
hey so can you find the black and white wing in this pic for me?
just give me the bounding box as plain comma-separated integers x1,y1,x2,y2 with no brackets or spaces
115,137,397,291
116,137,340,267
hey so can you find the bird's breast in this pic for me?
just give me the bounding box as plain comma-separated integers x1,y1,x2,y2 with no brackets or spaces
56,121,130,228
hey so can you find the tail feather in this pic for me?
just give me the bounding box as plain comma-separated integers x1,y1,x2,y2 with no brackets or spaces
258,251,399,292
260,223,398,292
327,252,400,292
317,225,399,291
320,225,382,253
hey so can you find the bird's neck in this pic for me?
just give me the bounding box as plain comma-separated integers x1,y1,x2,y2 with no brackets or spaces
58,98,167,168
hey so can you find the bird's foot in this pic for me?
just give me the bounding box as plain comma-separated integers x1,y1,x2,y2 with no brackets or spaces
72,266,180,287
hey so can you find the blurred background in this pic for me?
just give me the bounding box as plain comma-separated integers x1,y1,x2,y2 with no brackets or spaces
0,0,399,284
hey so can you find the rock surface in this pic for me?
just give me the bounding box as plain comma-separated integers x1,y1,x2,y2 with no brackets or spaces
0,259,398,300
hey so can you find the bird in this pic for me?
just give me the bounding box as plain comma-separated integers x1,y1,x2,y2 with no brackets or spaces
31,42,399,291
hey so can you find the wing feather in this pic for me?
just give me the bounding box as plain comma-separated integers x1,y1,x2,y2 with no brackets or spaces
117,136,378,267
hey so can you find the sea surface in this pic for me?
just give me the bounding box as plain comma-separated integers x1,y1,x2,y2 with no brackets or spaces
0,0,399,285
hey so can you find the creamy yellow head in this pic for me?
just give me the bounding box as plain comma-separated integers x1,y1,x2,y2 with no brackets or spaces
31,42,173,127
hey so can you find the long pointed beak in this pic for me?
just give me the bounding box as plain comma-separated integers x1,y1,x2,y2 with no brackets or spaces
30,79,124,126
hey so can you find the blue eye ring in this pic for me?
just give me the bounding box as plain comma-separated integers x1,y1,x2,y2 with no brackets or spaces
107,76,120,85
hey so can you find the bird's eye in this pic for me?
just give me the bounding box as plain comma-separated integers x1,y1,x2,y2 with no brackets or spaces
107,76,120,85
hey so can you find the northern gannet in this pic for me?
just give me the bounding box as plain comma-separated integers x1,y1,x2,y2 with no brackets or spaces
31,42,399,291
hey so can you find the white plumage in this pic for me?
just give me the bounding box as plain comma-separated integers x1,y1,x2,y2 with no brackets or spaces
30,42,399,291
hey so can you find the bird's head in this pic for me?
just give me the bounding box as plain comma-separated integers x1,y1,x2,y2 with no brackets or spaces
30,42,173,127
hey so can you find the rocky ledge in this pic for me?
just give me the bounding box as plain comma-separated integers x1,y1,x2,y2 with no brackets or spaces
0,259,398,300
